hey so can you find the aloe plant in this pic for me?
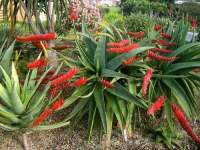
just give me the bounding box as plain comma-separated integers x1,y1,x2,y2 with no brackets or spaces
0,40,15,78
57,23,153,148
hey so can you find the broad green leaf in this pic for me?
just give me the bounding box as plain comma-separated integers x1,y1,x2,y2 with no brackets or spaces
107,47,152,70
32,121,70,131
107,82,147,108
93,84,107,132
166,62,200,74
102,69,129,78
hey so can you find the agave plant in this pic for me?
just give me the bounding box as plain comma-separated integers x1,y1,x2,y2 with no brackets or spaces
57,23,152,146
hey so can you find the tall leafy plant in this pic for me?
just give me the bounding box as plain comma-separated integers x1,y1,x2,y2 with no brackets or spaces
59,23,151,147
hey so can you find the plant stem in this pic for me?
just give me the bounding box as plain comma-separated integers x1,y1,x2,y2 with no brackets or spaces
23,133,29,150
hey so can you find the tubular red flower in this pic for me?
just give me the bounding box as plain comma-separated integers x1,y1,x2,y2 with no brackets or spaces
154,24,161,31
120,39,130,45
171,103,200,145
107,43,140,53
149,48,172,54
51,68,79,87
71,77,88,87
122,57,140,66
127,31,145,39
156,39,176,47
160,32,172,40
189,17,197,29
147,51,176,62
16,32,56,42
51,98,64,111
53,44,73,50
100,79,113,88
69,8,78,21
107,39,129,48
27,58,47,70
147,96,165,116
49,82,70,99
142,68,153,96
32,107,53,127
32,42,49,49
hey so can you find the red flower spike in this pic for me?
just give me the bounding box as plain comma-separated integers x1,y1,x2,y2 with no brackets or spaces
147,51,176,62
149,48,172,54
107,42,123,48
160,32,172,40
154,24,161,31
142,68,153,96
27,58,47,70
32,107,53,127
71,77,88,87
147,96,165,116
122,57,140,66
101,79,113,88
16,32,56,42
69,8,78,21
51,98,64,111
107,43,140,53
156,39,176,47
107,39,129,48
51,68,79,87
128,31,145,39
119,39,129,45
171,103,200,145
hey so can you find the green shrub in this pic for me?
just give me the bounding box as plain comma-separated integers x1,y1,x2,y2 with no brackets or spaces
101,9,125,29
121,0,168,16
125,13,171,32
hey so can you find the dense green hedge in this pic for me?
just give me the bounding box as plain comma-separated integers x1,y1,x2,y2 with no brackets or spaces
124,13,170,32
121,0,168,16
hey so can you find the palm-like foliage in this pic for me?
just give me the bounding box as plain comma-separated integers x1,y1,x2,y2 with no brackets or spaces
0,0,69,34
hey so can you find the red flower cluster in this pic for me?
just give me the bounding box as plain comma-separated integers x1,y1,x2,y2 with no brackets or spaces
16,32,56,42
107,39,129,48
149,48,172,54
32,42,49,49
156,39,176,47
171,103,200,145
32,107,53,127
160,32,172,40
107,43,140,53
127,31,145,39
189,17,197,29
50,82,70,99
142,68,153,96
101,79,113,88
154,24,161,31
122,57,140,66
51,68,79,87
147,51,176,62
32,98,64,127
53,44,73,50
71,77,88,87
69,8,78,21
27,58,47,70
51,98,64,111
147,96,165,116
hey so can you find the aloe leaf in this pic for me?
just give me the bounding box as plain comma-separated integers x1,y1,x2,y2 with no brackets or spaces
93,84,107,132
107,47,152,70
107,82,147,109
